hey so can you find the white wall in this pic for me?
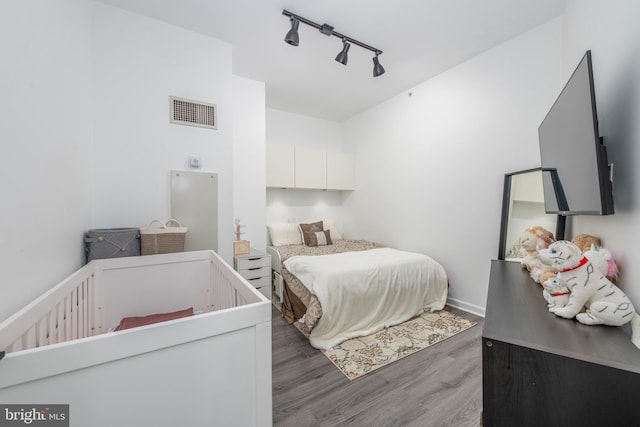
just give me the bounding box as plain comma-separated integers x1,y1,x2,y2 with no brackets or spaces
91,2,234,262
233,76,267,250
342,18,564,315
0,0,94,322
266,109,343,151
265,109,347,230
0,1,259,323
563,0,640,306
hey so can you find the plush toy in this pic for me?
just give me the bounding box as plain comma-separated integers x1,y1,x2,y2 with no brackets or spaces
584,244,620,283
538,271,557,288
537,240,640,349
519,226,556,283
541,274,570,309
571,234,620,282
571,234,601,253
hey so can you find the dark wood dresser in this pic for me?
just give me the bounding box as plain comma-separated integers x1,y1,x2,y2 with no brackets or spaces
482,259,640,426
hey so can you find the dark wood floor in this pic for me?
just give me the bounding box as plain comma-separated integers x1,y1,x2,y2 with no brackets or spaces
272,306,484,427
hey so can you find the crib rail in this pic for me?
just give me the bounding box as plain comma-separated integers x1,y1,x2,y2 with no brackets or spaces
0,265,99,354
1,251,266,355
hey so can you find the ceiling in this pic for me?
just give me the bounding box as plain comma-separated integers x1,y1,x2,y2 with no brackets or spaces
96,0,565,122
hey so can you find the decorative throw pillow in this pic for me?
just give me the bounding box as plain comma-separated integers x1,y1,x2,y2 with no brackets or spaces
303,229,332,247
298,221,324,243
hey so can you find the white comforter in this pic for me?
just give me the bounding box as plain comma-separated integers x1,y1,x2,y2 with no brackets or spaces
283,247,448,350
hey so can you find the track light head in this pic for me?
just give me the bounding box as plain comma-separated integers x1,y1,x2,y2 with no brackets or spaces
335,40,350,65
373,54,386,77
284,17,300,46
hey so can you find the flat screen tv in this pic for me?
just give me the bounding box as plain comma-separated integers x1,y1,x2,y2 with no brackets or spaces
538,50,614,216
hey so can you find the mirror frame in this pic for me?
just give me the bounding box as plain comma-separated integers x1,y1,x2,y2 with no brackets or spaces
498,168,565,260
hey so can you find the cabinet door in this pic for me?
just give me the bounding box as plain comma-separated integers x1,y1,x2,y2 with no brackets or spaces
327,151,354,190
294,147,327,189
266,144,295,188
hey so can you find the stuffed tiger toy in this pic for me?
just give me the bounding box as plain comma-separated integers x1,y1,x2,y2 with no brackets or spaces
537,240,640,349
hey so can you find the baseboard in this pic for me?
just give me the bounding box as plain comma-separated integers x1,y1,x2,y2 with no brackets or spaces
447,297,485,318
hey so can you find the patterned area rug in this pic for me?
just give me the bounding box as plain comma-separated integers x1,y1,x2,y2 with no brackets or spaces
291,308,477,381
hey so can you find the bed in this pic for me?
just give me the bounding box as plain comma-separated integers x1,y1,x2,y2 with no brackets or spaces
0,250,271,427
267,221,448,350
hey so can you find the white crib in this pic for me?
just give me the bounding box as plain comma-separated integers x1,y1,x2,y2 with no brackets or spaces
0,250,272,427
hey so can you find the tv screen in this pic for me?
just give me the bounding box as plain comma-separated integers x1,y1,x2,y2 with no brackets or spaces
538,50,614,215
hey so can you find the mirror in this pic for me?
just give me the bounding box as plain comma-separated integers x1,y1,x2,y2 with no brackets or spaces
498,168,560,261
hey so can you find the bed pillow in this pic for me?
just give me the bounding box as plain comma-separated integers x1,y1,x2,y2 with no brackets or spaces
304,229,333,247
114,307,194,331
299,221,331,246
268,223,303,246
322,220,343,240
298,221,323,240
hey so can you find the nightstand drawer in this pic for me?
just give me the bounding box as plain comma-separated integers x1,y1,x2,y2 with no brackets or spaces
236,256,270,270
244,275,270,290
239,266,270,280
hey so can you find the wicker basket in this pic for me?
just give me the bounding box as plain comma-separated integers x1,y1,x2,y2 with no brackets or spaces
140,219,187,255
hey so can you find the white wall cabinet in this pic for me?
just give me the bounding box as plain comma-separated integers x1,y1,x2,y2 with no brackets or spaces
266,144,295,188
266,144,354,191
327,151,354,190
294,147,327,189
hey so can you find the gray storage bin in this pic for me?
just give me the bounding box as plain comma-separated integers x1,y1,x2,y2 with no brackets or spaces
84,228,141,264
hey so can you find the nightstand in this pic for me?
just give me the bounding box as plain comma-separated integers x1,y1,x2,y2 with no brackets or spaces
233,248,272,299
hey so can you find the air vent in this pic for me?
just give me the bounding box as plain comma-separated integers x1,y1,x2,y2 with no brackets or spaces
170,96,217,130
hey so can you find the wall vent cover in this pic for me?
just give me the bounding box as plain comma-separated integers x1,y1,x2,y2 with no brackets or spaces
170,96,217,130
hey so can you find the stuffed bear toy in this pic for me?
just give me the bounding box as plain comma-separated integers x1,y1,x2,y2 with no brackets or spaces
537,240,640,349
571,234,601,253
519,226,556,283
572,234,620,282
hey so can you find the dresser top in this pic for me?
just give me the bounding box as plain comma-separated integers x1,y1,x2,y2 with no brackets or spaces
483,260,640,373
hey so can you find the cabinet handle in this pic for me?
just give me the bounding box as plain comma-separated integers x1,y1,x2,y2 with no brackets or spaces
486,341,493,347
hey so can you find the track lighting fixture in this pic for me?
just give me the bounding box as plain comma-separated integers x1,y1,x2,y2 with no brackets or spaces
373,53,386,77
282,9,386,77
335,39,350,65
284,17,300,46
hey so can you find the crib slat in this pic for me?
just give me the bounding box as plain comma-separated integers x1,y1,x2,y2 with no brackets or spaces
77,284,84,339
88,274,97,336
211,262,237,311
81,280,89,338
65,294,72,343
25,326,36,349
57,302,65,343
37,319,47,347
71,289,78,340
90,273,103,335
87,278,95,337
48,310,56,345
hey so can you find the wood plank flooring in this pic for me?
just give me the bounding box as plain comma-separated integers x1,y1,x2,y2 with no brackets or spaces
272,306,484,427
